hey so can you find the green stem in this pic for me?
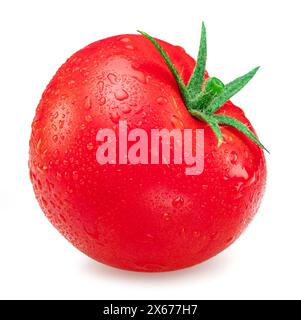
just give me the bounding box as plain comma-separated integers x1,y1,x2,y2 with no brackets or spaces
138,23,268,152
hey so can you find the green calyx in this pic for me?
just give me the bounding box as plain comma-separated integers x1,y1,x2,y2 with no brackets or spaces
138,23,268,152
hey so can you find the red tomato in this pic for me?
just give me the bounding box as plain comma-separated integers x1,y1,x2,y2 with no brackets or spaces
29,32,266,272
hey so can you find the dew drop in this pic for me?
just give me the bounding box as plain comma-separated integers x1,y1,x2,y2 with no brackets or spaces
87,142,94,151
133,71,146,84
52,135,58,142
230,151,238,164
53,149,59,158
120,37,131,43
125,45,134,50
121,105,131,114
157,96,168,105
193,231,201,238
99,97,106,106
59,120,65,129
97,80,104,92
114,89,129,101
85,115,92,123
72,171,79,181
162,212,170,221
134,105,144,114
84,96,92,110
172,196,184,208
107,73,117,84
229,164,249,180
56,172,62,181
110,110,120,124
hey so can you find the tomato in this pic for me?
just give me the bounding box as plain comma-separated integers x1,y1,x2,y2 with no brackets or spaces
29,26,266,272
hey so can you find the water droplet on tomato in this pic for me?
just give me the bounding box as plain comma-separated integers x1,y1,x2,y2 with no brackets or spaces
230,151,238,164
133,71,146,83
121,105,131,114
162,212,170,221
125,45,134,50
67,186,73,194
56,172,62,181
72,171,79,181
97,80,104,92
229,164,249,179
134,105,144,114
99,97,106,106
110,110,120,123
120,37,131,43
193,231,201,238
52,135,58,142
53,149,59,158
107,73,117,84
87,142,94,151
84,96,92,110
114,89,129,101
85,115,92,122
234,182,244,192
172,196,184,208
157,96,168,105
59,120,65,129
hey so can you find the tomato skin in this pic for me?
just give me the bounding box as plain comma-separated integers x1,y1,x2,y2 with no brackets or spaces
29,35,266,272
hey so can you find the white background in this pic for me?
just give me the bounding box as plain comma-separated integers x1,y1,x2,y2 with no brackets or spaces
0,0,300,300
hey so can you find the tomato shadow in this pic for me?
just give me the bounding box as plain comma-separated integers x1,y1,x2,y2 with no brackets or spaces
80,252,232,283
